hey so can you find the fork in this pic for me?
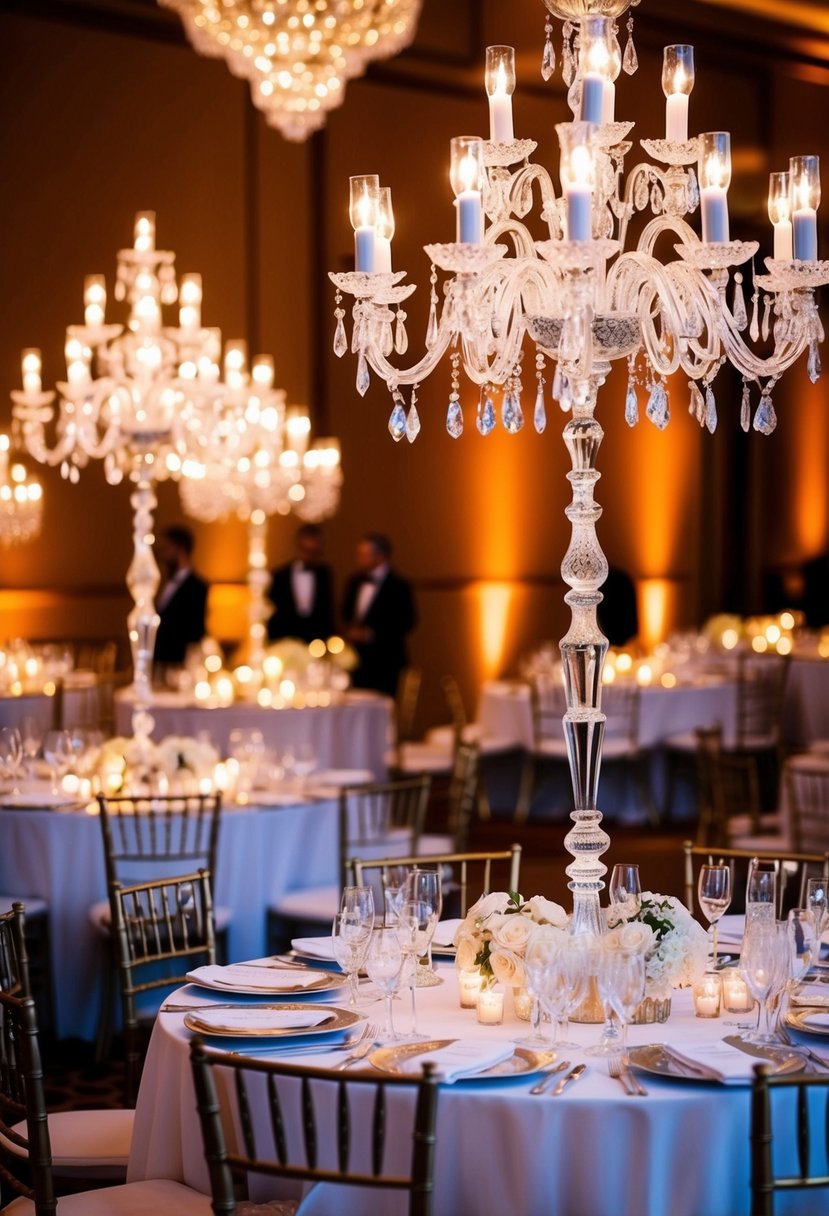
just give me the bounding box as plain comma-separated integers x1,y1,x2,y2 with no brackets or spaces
608,1055,647,1096
336,1022,380,1070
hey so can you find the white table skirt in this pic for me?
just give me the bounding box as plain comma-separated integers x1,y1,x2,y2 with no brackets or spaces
128,975,819,1216
114,690,393,780
0,798,340,1041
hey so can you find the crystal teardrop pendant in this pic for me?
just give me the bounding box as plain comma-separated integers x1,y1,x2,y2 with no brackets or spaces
645,382,669,430
534,385,547,434
732,273,748,330
625,383,638,427
446,398,463,438
356,353,370,397
704,385,718,433
425,300,439,350
395,310,408,355
623,19,638,75
761,296,772,342
749,291,760,342
380,322,394,357
689,382,704,419
333,311,347,358
541,21,555,81
808,340,821,383
753,395,777,435
388,400,407,442
740,381,751,432
561,22,575,86
502,389,524,434
477,396,496,436
406,403,421,443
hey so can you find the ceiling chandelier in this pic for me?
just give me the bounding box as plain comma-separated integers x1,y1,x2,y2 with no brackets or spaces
329,0,827,939
160,0,424,142
0,433,43,547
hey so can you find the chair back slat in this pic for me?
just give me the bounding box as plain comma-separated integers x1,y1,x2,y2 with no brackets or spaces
339,776,432,889
683,841,829,918
751,1066,829,1215
266,1073,287,1166
0,902,31,999
446,742,480,851
786,762,829,854
0,986,56,1215
798,1084,811,1178
602,683,639,747
190,1038,439,1215
97,793,223,890
737,654,789,748
352,845,522,920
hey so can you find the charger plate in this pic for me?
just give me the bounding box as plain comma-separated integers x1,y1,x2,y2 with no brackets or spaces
183,1004,360,1038
786,1007,829,1038
629,1043,804,1083
186,963,340,995
370,1040,556,1080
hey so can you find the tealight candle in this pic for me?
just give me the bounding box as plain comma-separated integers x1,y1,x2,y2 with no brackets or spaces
457,969,483,1008
693,974,721,1018
476,988,504,1025
721,971,754,1013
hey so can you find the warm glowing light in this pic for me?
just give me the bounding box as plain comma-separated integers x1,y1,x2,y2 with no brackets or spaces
721,628,739,650
616,652,633,673
279,678,296,699
263,655,283,679
478,582,513,678
234,665,253,684
660,672,677,688
636,663,653,686
308,638,327,658
327,635,345,655
602,664,617,684
204,653,223,673
776,637,793,655
780,611,795,631
751,635,768,653
765,624,781,644
195,680,211,701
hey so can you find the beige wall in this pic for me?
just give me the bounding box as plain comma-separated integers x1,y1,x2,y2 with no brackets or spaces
0,2,827,729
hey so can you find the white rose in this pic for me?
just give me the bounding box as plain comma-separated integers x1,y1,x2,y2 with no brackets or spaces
467,892,512,922
617,922,656,955
455,934,480,972
491,914,534,953
602,927,625,952
489,947,525,988
526,895,568,928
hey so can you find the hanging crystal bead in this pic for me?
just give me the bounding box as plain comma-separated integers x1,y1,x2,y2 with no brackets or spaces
689,382,704,420
380,322,394,358
425,265,439,349
333,308,347,358
740,381,751,432
761,295,772,342
732,273,748,330
356,353,370,397
633,172,649,212
561,21,575,86
477,394,496,436
625,382,639,427
645,382,669,430
704,385,718,433
541,18,555,81
808,340,822,383
749,291,760,342
388,397,407,442
650,183,664,214
687,168,700,211
406,402,421,444
534,384,547,433
502,388,524,434
753,394,777,435
446,398,463,439
395,309,408,355
623,16,638,74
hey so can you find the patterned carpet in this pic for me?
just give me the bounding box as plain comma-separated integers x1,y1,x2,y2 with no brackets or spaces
41,1037,127,1112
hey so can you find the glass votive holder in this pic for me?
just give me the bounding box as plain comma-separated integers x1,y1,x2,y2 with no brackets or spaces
693,973,722,1018
457,969,484,1009
721,969,754,1014
476,987,504,1025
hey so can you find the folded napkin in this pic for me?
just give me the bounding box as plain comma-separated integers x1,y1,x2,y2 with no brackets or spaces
791,980,829,1008
663,1041,763,1084
715,914,745,946
400,1039,515,1084
0,790,85,810
190,963,325,991
432,920,463,949
249,792,308,808
188,1006,332,1034
292,936,336,962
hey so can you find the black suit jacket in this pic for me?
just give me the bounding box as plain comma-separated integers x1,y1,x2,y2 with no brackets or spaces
342,569,416,696
266,562,335,643
154,572,208,664
802,554,829,628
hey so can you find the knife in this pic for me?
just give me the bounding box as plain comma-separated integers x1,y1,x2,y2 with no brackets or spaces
529,1059,571,1095
551,1062,587,1096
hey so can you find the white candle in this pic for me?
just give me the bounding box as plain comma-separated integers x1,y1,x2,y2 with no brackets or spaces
693,975,721,1018
476,988,504,1025
133,211,156,253
21,348,42,396
793,209,818,261
721,973,753,1013
566,187,592,242
485,47,515,142
458,969,483,1008
84,276,106,328
581,73,605,125
354,226,376,273
602,79,616,126
489,92,513,143
666,93,689,143
701,187,729,244
456,190,483,244
374,235,392,274
65,336,90,389
774,220,793,261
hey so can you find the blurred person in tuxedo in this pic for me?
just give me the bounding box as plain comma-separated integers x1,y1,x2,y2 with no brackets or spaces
267,523,335,643
597,566,639,647
342,533,416,696
153,525,208,665
802,551,829,628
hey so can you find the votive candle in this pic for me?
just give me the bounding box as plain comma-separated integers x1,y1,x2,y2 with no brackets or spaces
693,974,721,1018
476,988,504,1025
458,969,483,1008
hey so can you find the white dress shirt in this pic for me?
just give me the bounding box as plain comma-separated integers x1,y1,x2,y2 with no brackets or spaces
354,563,389,622
156,566,191,612
291,562,315,617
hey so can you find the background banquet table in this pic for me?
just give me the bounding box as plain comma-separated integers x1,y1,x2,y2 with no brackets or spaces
128,973,819,1216
783,657,829,748
114,689,392,779
0,795,342,1041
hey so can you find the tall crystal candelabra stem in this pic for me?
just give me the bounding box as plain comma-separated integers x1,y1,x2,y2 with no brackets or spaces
247,511,271,671
559,377,611,940
125,454,160,756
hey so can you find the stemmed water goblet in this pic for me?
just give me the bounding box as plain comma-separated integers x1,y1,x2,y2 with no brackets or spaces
331,903,374,1008
806,878,828,965
43,729,73,795
746,859,777,925
539,935,590,1051
364,927,405,1042
19,715,42,782
395,898,435,1040
515,927,560,1048
381,865,409,927
0,728,24,794
697,864,732,969
403,869,442,986
740,920,788,1043
787,908,818,984
608,864,641,919
597,946,646,1065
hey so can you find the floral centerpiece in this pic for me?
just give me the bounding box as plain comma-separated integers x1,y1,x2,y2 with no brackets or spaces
454,891,569,990
97,735,219,795
605,891,708,1002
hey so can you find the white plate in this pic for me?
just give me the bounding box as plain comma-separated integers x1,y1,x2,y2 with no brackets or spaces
291,936,337,962
186,962,342,995
0,791,87,810
312,769,374,788
183,1003,360,1038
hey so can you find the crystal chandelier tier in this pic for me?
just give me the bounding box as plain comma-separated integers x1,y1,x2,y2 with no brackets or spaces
329,2,828,937
179,344,342,669
0,434,43,547
160,0,423,142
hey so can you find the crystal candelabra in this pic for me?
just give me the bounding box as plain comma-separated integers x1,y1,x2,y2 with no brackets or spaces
179,343,342,669
11,212,234,753
0,433,43,547
329,2,828,938
160,0,423,142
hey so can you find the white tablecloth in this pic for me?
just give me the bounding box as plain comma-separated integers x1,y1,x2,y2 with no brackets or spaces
0,797,340,1041
129,974,820,1216
115,690,392,779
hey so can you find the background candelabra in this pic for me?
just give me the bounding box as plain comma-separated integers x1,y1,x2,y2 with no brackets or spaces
0,433,42,547
160,0,423,142
179,343,342,671
11,212,227,751
330,2,828,937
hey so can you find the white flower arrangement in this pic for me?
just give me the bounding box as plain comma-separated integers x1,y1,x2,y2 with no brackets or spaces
156,735,219,779
454,891,569,989
96,734,218,794
605,891,708,999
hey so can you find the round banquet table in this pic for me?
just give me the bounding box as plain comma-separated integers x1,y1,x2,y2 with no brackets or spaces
114,689,392,779
128,971,820,1216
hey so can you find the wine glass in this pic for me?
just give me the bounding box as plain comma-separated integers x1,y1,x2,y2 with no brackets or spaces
292,743,317,792
740,921,788,1043
787,908,818,984
597,946,646,1064
331,909,373,1007
0,727,24,794
746,859,777,925
539,935,590,1051
364,927,405,1042
381,865,410,927
395,898,435,1040
19,715,42,780
609,864,641,919
43,729,73,794
341,885,375,923
697,864,732,968
516,927,560,1048
806,878,828,959
404,869,442,985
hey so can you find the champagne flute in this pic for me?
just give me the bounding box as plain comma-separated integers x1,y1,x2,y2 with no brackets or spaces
806,878,827,962
331,909,373,1008
516,927,559,1048
364,927,405,1042
404,869,442,986
382,865,409,927
395,898,433,1040
597,946,646,1064
697,864,732,969
746,859,777,925
787,908,818,984
609,864,641,919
